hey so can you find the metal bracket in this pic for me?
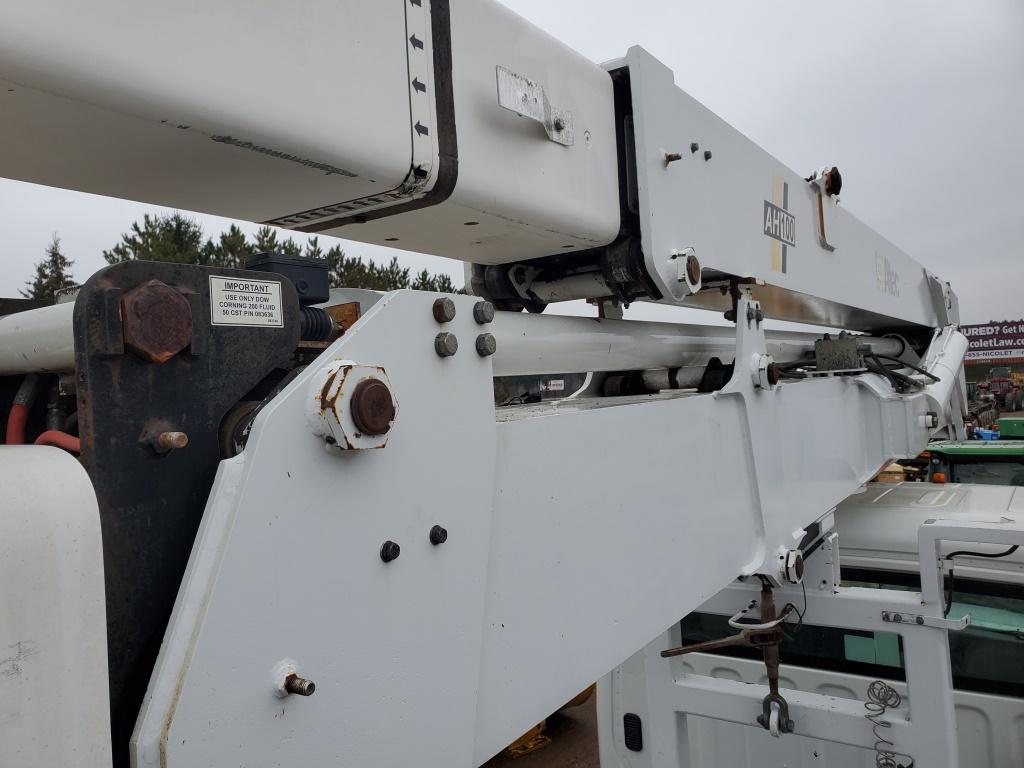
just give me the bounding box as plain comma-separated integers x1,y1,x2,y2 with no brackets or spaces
925,270,960,327
881,610,970,631
756,692,795,737
496,66,574,146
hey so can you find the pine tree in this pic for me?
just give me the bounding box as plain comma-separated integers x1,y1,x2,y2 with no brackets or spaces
212,224,251,269
21,234,76,303
103,212,209,264
100,214,460,292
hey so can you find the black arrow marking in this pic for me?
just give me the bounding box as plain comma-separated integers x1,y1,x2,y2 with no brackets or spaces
412,78,427,93
409,34,424,50
414,121,429,136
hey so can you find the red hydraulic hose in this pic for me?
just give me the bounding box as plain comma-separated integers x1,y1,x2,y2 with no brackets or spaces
34,430,81,454
5,403,29,444
6,374,40,445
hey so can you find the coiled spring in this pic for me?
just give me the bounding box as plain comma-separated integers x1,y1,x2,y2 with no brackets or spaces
864,680,914,768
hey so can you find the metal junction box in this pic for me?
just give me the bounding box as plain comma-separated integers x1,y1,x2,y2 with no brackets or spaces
0,0,620,263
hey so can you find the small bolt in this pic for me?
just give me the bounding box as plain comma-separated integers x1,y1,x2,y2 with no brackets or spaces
284,673,316,696
473,300,495,325
432,297,457,323
155,431,188,451
703,150,712,161
690,142,699,153
893,613,903,623
882,612,890,621
916,616,925,625
553,118,565,132
435,332,458,357
664,151,683,164
429,525,448,545
380,540,401,563
475,333,497,357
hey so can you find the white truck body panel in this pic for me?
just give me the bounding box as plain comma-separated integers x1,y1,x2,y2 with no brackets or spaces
600,653,1024,768
0,447,111,768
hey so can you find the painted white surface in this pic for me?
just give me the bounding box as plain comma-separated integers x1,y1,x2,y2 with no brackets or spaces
0,0,620,263
0,447,111,768
133,290,960,766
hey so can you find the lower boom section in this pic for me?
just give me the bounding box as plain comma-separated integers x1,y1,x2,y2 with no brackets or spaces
132,289,963,766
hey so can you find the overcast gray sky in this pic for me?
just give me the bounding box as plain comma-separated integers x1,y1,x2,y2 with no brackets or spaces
1,0,1021,325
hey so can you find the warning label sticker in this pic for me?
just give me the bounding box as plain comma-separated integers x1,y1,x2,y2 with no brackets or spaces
209,276,284,327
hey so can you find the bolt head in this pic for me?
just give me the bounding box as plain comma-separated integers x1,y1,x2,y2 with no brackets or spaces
429,525,448,546
121,279,193,363
703,150,712,161
380,540,401,563
350,378,396,436
685,253,701,287
690,142,699,153
432,297,457,323
472,300,495,325
475,333,497,357
825,166,842,196
435,332,459,357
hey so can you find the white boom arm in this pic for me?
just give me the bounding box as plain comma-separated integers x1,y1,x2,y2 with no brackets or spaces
0,2,970,767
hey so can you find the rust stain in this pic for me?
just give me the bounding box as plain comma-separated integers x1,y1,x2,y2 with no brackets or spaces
319,369,339,410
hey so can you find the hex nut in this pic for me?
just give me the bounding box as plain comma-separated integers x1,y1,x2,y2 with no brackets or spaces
429,525,448,546
472,300,495,325
380,540,401,563
475,333,497,357
121,279,193,363
435,332,459,357
432,297,457,323
311,362,397,451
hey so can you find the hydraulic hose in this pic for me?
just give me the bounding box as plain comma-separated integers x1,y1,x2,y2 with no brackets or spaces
5,374,40,444
33,430,81,454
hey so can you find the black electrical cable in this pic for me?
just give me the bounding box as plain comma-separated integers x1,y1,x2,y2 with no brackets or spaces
780,580,809,641
865,355,905,392
872,354,941,383
943,545,1020,618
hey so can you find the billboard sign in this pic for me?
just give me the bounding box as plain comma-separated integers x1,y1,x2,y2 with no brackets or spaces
962,320,1024,362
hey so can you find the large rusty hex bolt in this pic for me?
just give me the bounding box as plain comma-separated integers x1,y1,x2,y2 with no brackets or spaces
121,279,193,364
350,378,396,436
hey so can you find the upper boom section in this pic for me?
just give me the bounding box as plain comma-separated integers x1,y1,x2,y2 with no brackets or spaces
0,0,955,331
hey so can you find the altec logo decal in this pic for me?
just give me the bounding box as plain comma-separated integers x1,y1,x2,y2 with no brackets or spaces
764,177,795,273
